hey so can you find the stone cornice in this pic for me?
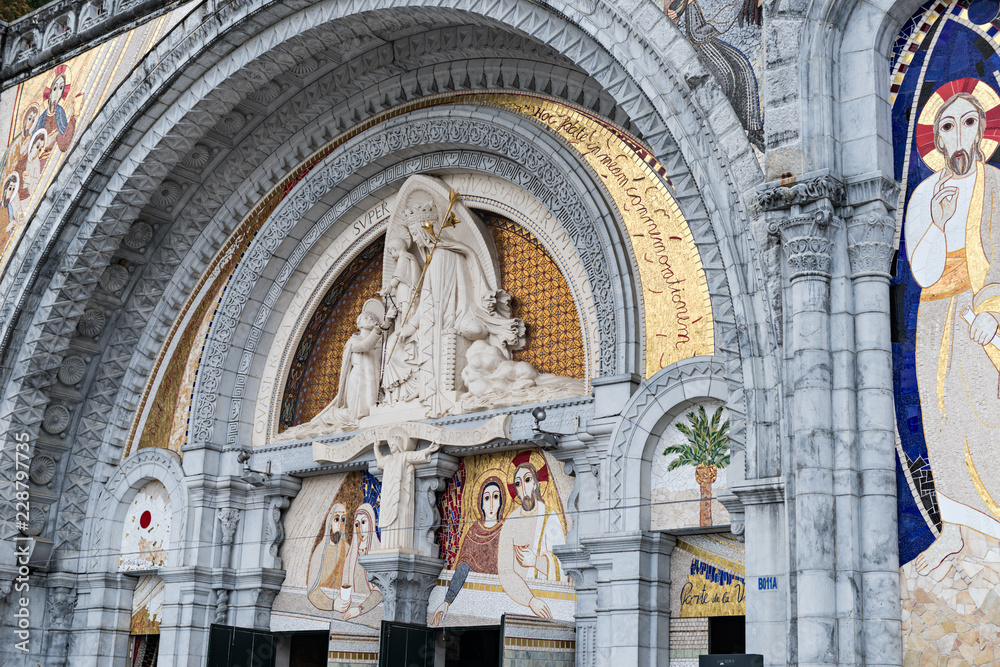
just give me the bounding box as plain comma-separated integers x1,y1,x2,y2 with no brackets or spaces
730,476,785,505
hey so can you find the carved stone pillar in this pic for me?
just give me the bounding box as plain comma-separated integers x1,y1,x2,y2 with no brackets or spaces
43,575,77,667
552,544,597,667
157,566,215,664
359,552,443,625
580,532,674,667
217,508,241,569
846,173,902,667
761,171,842,667
67,572,136,667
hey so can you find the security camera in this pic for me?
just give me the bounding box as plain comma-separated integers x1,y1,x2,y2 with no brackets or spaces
531,407,546,424
236,450,251,465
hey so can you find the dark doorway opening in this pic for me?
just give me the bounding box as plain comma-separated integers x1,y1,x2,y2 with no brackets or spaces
709,615,746,654
440,625,501,667
286,631,327,667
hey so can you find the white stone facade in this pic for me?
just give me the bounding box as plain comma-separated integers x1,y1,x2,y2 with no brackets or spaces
0,0,925,665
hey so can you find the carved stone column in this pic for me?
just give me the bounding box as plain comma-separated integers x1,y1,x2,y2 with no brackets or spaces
846,173,902,667
359,552,443,625
761,172,842,667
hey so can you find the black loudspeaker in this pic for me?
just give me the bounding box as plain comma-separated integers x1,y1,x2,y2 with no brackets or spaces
699,655,764,667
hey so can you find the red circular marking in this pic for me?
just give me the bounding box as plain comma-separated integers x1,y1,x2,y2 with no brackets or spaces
140,510,152,529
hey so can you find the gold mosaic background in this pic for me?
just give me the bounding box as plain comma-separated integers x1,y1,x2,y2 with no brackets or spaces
280,211,584,429
281,239,385,430
485,212,585,379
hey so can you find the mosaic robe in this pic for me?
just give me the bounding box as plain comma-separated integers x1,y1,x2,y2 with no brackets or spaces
907,160,1000,538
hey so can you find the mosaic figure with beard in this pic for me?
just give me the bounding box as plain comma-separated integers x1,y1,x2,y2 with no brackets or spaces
905,83,1000,575
305,503,349,611
497,459,565,618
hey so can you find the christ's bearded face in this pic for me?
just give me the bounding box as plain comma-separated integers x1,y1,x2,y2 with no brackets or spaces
328,504,347,545
514,466,540,512
936,96,984,176
48,76,66,112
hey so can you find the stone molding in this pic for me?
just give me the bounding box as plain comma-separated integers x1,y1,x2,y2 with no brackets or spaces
360,552,444,625
757,172,846,212
729,476,785,505
845,172,900,209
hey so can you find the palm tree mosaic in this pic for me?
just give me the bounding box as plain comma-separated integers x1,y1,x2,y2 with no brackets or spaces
663,405,730,527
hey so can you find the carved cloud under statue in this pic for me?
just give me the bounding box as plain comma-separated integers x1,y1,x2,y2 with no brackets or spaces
280,175,584,440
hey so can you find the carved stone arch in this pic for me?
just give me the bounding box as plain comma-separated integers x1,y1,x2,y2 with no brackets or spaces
83,447,187,574
604,356,730,533
0,0,772,565
41,13,76,50
186,107,645,451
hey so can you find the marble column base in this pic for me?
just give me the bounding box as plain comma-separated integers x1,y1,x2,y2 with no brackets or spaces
359,552,443,625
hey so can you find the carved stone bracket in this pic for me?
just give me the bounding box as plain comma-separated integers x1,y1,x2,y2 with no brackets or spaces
359,552,444,625
413,453,459,558
716,490,745,542
253,586,279,630
264,496,291,568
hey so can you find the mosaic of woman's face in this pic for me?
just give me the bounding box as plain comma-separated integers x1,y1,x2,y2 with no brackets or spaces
355,512,369,549
23,108,37,135
4,179,16,203
481,483,502,522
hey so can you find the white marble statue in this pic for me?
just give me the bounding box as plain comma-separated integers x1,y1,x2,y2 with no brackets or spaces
279,174,584,441
313,416,511,553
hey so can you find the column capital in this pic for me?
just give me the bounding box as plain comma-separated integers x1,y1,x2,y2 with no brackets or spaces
768,208,836,280
360,552,443,625
846,205,897,280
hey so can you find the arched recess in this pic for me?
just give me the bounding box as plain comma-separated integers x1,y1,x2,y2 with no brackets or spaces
83,447,187,576
248,172,600,447
0,0,777,573
604,356,730,533
184,103,648,453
